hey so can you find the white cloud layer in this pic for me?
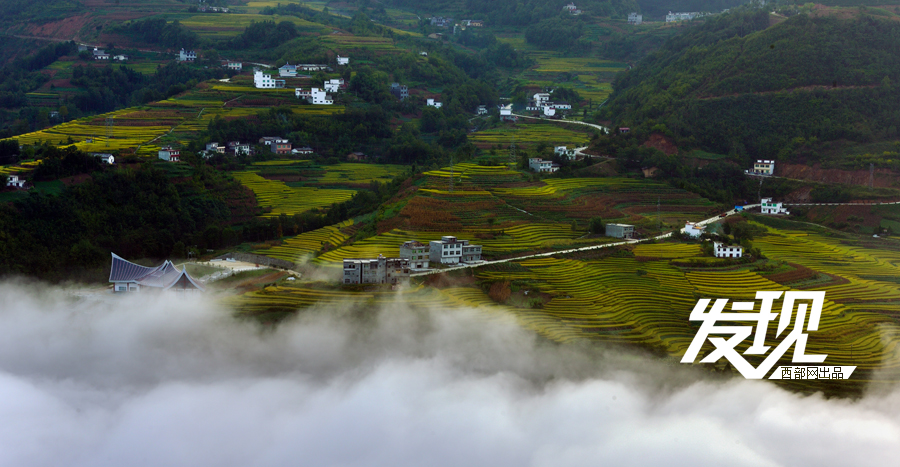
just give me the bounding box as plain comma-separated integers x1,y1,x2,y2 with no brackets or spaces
0,281,898,467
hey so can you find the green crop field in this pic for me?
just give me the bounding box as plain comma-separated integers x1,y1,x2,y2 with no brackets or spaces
469,121,595,146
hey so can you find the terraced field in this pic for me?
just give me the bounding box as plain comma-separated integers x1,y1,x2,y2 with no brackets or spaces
255,220,354,261
230,233,900,384
232,171,356,217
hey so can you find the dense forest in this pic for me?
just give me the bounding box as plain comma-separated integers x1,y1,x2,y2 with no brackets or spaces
602,10,900,162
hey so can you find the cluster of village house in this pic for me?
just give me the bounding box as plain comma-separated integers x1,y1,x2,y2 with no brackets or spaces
682,198,789,258
527,146,578,173
526,92,572,118
342,236,482,285
155,137,316,162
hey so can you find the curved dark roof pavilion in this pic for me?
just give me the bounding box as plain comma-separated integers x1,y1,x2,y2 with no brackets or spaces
109,253,204,292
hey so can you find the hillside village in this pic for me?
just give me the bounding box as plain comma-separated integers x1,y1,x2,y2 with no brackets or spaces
0,0,899,389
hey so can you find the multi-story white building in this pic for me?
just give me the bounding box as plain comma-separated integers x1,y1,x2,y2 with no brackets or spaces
628,13,642,25
429,236,482,265
158,146,180,162
714,242,743,258
684,221,705,238
254,70,285,89
399,241,430,269
295,88,333,105
92,48,109,60
6,174,26,188
342,255,410,285
760,198,790,215
222,60,242,71
178,48,197,62
529,158,559,173
752,159,775,175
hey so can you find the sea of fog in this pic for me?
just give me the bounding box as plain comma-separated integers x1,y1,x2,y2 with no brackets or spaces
0,281,898,466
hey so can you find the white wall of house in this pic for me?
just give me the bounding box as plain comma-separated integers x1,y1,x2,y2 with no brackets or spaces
760,198,790,215
714,242,743,258
254,70,284,88
684,222,704,238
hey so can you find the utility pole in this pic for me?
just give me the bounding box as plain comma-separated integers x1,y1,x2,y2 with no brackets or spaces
508,137,516,170
657,197,662,235
869,163,874,190
449,153,453,193
106,117,114,147
758,177,764,203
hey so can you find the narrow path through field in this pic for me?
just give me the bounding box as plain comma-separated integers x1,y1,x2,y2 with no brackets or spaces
512,114,609,133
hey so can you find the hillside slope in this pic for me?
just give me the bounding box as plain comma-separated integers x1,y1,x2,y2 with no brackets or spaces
602,9,900,162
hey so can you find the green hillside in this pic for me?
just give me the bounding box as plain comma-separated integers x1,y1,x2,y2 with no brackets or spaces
602,9,900,162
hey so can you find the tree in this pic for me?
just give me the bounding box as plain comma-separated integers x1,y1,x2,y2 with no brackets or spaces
589,217,604,234
488,281,511,303
571,219,578,231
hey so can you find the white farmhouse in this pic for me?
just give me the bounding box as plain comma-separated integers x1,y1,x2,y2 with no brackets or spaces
684,221,705,238
534,93,551,107
92,48,109,60
666,11,700,22
528,158,559,173
323,79,343,93
158,146,180,162
628,13,642,25
254,70,285,89
429,236,482,265
223,60,242,71
714,242,743,258
476,105,488,115
90,153,114,164
336,55,349,66
426,98,443,108
543,105,557,117
760,198,790,215
296,88,333,104
752,159,775,175
6,174,26,188
555,146,576,160
279,63,297,77
178,48,197,62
